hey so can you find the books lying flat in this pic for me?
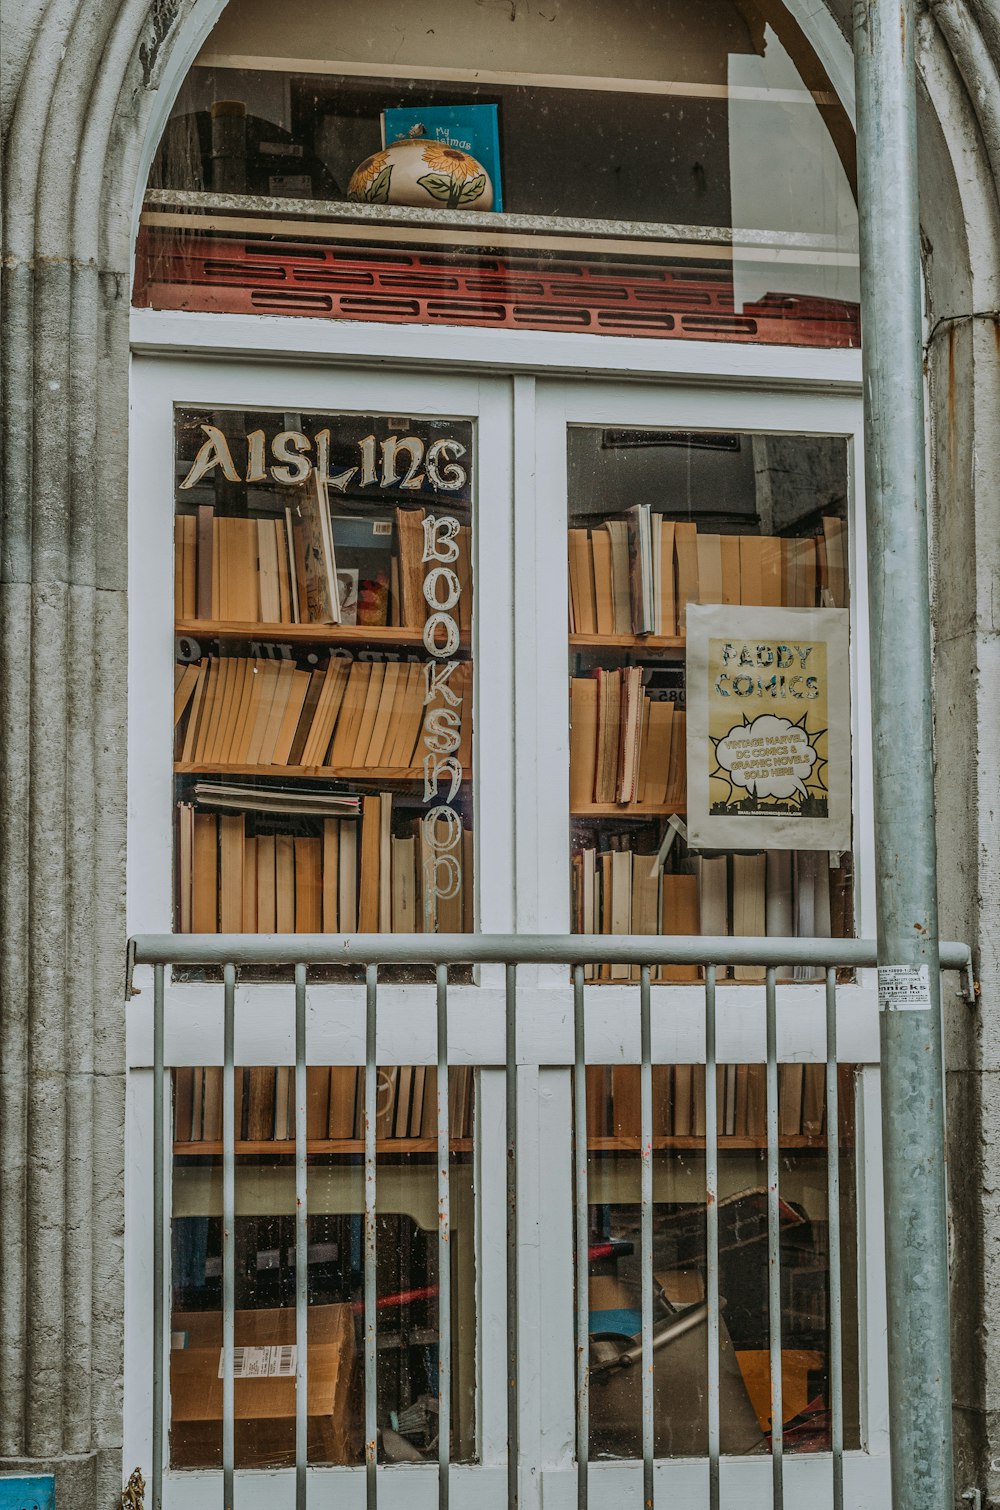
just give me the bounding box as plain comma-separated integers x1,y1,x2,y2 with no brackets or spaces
192,782,361,817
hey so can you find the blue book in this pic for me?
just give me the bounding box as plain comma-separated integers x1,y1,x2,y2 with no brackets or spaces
382,105,503,212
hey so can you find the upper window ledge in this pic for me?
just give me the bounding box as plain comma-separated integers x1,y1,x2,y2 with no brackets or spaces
142,188,858,266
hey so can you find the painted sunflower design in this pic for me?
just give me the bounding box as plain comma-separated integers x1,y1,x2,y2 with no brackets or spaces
417,143,489,208
347,149,393,203
420,142,480,182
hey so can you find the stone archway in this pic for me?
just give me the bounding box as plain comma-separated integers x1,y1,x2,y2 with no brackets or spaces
3,1,1000,1504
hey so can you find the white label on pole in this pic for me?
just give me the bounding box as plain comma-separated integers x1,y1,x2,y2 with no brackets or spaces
219,1344,297,1379
877,964,932,1011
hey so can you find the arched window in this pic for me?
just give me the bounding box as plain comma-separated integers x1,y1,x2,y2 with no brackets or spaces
128,5,878,1503
137,0,859,343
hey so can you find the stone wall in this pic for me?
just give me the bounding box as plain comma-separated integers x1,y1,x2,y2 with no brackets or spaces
3,0,1000,1504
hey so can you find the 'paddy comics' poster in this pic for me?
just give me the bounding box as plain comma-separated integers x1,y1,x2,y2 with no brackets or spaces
685,604,851,851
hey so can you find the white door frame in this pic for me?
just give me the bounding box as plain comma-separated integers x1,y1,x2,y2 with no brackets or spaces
126,325,884,1508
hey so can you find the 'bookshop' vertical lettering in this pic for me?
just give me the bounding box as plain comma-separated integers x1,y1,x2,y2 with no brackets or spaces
421,508,466,926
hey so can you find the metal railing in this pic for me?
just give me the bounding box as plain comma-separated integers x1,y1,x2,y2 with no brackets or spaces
130,931,973,1510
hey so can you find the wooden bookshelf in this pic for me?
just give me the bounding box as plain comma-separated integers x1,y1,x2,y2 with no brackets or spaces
175,1137,473,1156
177,618,470,651
175,761,423,782
569,632,685,656
572,803,686,818
586,1134,827,1152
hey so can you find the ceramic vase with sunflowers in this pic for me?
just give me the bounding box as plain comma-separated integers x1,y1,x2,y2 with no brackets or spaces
348,134,494,210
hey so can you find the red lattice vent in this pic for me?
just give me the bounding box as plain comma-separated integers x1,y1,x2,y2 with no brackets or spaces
134,226,860,349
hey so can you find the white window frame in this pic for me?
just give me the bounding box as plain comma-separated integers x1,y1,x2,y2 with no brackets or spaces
125,312,887,1509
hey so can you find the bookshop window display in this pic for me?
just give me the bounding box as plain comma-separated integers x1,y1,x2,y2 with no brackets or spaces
566,424,859,1455
173,405,473,941
168,402,477,1468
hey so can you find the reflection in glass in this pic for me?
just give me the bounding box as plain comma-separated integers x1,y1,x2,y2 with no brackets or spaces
172,407,474,954
567,427,853,962
169,1064,476,1468
137,1,858,346
582,1063,859,1458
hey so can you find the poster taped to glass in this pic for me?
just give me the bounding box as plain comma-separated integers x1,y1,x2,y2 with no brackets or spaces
685,604,851,851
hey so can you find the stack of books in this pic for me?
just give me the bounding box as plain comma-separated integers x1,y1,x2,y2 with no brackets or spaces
585,1062,827,1140
567,510,847,636
570,848,839,984
175,656,471,772
175,502,471,631
174,1063,474,1144
176,796,473,934
569,672,685,808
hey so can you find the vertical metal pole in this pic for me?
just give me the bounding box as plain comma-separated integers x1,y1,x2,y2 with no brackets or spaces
572,964,589,1510
704,966,720,1510
364,965,378,1509
222,962,236,1510
825,969,844,1510
152,964,165,1510
436,963,451,1510
854,3,954,1506
505,963,520,1510
639,966,654,1510
765,967,783,1509
294,964,308,1509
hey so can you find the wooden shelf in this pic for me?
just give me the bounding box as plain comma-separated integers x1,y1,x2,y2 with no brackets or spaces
177,618,469,650
570,633,685,655
175,763,422,782
572,803,685,818
175,1138,472,1155
587,1135,827,1151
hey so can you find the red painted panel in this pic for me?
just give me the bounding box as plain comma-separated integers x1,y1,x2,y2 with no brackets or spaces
134,226,860,349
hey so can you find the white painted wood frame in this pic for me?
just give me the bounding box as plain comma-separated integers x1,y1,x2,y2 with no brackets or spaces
125,322,886,1508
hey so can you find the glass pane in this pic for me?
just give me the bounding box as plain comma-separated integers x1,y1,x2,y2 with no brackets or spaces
172,407,474,959
170,1064,476,1467
137,2,858,346
567,426,853,962
581,1062,860,1458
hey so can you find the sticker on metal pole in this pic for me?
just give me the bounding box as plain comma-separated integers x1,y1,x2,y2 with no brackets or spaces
878,963,932,1011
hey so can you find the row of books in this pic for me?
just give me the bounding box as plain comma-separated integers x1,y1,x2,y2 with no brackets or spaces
571,849,840,982
174,504,471,630
567,512,847,637
176,798,472,934
175,655,472,772
570,672,685,807
586,1062,828,1140
174,1063,474,1143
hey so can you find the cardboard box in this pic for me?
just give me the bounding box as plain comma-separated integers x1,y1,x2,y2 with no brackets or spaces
170,1304,359,1468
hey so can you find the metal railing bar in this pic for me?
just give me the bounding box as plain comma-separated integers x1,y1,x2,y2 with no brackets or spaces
639,965,654,1510
152,963,165,1510
704,964,720,1510
294,963,308,1509
765,966,783,1509
130,932,973,971
505,963,520,1510
364,964,378,1508
826,968,844,1510
436,963,451,1510
572,964,589,1510
223,962,236,1508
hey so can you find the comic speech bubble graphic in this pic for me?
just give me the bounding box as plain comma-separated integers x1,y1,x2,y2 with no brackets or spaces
715,714,818,801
